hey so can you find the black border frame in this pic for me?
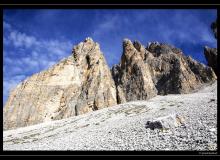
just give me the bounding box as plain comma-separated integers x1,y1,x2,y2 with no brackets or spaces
1,3,219,157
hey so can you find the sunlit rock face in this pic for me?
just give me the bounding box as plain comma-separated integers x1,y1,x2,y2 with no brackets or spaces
3,38,117,130
112,39,157,104
4,37,217,131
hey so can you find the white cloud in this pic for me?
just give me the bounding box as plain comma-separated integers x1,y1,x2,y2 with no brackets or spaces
3,21,73,105
153,12,216,46
5,25,72,57
3,21,12,30
93,14,121,37
9,30,38,48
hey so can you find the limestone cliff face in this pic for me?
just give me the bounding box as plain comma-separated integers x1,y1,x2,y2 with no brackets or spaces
112,40,216,99
112,39,157,104
145,42,216,94
4,37,217,130
3,38,117,130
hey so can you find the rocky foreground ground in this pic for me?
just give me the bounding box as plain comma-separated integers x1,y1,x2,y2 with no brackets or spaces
3,81,217,151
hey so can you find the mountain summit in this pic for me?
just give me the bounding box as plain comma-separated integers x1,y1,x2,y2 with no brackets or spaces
3,38,216,130
3,38,117,130
112,40,216,101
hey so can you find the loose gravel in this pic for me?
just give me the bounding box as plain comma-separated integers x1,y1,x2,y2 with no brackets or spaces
3,81,217,151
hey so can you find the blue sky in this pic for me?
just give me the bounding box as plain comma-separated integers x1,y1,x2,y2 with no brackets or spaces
3,9,217,105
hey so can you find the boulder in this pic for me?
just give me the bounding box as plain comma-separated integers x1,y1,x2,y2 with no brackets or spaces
145,114,185,130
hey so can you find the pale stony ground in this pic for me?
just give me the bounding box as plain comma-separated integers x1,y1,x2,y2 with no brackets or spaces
3,81,217,151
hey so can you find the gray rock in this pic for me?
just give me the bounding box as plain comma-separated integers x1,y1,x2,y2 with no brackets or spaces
145,114,185,130
204,46,217,75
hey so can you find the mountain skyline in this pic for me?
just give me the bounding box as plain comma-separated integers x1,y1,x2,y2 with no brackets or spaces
3,9,217,105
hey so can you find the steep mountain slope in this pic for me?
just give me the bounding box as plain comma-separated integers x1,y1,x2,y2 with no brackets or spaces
112,39,216,98
112,39,158,104
3,38,117,130
3,81,217,151
4,37,217,130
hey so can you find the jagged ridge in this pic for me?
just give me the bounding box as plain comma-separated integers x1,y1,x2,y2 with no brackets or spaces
3,37,217,130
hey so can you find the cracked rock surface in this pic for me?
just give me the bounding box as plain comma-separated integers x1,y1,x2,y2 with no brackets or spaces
112,39,216,99
4,38,217,130
3,38,117,130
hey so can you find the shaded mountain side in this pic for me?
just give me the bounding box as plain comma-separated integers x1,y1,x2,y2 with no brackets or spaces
203,20,217,76
112,40,216,100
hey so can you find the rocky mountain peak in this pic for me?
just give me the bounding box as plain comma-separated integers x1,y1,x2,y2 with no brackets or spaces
122,38,134,53
123,38,132,44
113,39,216,99
72,38,102,70
84,37,94,42
4,38,117,130
146,42,183,57
133,40,142,51
3,37,217,131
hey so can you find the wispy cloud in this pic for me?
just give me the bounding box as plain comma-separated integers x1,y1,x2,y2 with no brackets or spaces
151,10,216,46
3,9,217,105
9,30,38,48
92,14,121,37
3,20,73,105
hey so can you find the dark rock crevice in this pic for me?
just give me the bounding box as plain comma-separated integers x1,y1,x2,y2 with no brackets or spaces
203,20,217,76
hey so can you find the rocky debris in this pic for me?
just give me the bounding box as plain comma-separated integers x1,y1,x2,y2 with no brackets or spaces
145,114,185,130
3,37,117,130
3,81,217,151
